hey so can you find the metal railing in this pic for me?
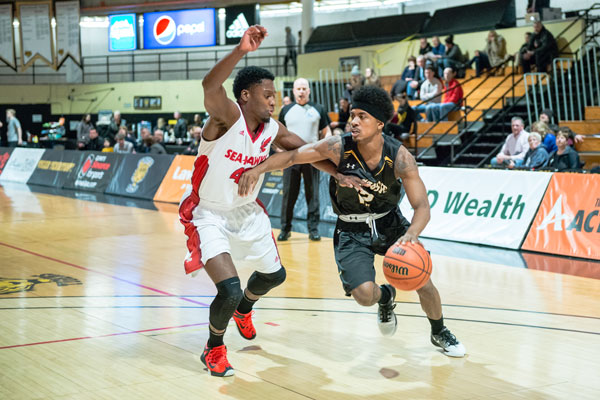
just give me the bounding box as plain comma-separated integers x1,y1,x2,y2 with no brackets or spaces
523,73,553,126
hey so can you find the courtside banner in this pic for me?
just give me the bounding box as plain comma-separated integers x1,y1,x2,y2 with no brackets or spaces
522,173,600,260
399,167,552,249
0,148,45,183
153,155,195,203
63,152,123,192
0,147,14,176
28,150,84,187
106,154,173,200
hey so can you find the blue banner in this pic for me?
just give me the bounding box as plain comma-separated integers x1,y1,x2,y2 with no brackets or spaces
109,14,137,52
143,9,216,49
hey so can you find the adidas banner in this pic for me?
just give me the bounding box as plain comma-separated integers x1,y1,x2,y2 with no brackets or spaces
225,5,258,45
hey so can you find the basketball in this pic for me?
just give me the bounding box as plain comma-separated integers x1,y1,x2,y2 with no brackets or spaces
382,243,432,291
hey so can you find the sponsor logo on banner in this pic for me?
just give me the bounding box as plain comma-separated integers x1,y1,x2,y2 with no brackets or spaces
154,15,177,45
0,151,11,174
399,167,552,249
75,154,111,188
522,173,600,260
143,9,216,49
226,13,249,39
0,148,45,183
37,160,76,172
153,155,195,203
126,156,154,193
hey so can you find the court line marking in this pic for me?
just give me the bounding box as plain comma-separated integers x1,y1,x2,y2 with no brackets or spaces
0,322,209,350
0,241,210,307
2,294,598,321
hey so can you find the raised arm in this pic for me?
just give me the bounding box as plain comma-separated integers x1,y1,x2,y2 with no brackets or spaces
202,25,267,138
394,146,430,244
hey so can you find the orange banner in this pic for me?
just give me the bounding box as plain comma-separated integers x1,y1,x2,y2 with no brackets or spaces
153,155,195,203
522,173,600,260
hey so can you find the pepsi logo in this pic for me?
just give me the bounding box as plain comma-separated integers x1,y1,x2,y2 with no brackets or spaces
154,16,176,45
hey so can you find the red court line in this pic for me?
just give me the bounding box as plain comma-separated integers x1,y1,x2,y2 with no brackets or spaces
0,241,210,307
0,322,209,350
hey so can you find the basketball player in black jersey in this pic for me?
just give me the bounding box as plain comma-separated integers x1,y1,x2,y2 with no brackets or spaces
239,85,465,357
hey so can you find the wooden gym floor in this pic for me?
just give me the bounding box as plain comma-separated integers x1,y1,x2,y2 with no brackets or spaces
1,182,599,400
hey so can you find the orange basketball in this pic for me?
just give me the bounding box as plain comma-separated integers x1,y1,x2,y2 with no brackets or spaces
382,242,432,291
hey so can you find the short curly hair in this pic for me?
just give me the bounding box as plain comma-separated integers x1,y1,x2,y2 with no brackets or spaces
352,85,394,123
233,66,275,100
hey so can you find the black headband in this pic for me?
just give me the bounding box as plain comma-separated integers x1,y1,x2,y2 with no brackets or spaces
351,101,388,123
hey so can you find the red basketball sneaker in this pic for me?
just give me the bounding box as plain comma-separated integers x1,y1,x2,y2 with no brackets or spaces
200,344,234,377
233,310,256,340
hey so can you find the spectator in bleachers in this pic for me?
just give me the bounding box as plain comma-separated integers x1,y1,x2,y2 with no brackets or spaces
429,36,445,65
330,97,350,135
283,96,292,106
468,30,508,77
173,111,187,141
77,114,93,149
183,125,202,156
155,117,167,134
399,56,417,98
137,127,152,153
107,110,125,144
547,130,582,171
387,92,417,142
84,128,104,151
365,68,382,88
519,131,549,169
426,67,463,122
102,139,113,152
345,65,365,101
414,66,443,120
522,20,558,73
151,129,167,154
114,132,134,153
517,32,533,71
5,109,22,147
538,108,559,133
419,38,432,56
439,35,465,78
284,26,297,76
491,117,529,167
193,113,202,127
530,121,557,153
408,55,427,99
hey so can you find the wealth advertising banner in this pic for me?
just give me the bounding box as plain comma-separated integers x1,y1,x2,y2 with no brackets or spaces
0,148,45,183
0,147,14,176
106,154,173,200
153,155,195,203
399,167,552,249
28,150,84,187
522,173,600,260
63,152,122,192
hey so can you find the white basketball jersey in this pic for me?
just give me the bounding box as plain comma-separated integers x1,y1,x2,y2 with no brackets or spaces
194,106,279,210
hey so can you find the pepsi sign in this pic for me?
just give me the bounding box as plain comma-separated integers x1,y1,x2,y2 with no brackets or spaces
143,9,216,49
109,14,137,52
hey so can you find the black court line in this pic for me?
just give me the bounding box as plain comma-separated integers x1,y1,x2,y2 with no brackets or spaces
3,294,599,321
1,305,598,336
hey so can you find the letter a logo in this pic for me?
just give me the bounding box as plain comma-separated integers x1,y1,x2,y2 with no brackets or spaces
226,13,250,39
537,195,571,231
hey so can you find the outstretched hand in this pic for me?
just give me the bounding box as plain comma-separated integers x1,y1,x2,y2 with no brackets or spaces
336,173,372,192
238,25,268,53
238,168,260,197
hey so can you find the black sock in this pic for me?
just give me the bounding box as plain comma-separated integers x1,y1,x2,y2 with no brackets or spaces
207,327,225,348
428,316,444,335
378,284,392,305
236,291,257,314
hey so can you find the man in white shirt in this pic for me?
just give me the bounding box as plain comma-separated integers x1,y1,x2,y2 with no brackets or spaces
491,117,529,166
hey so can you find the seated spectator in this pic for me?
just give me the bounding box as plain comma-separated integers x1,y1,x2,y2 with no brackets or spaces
491,117,529,167
547,130,582,171
344,65,365,101
282,96,292,107
522,20,558,73
151,129,167,154
396,56,417,98
557,126,585,148
84,128,104,151
330,97,350,135
387,92,418,142
427,36,445,66
364,68,382,88
419,37,432,55
530,121,557,153
407,55,426,99
414,66,443,120
519,132,549,169
102,139,113,152
114,132,134,153
426,67,463,122
439,35,465,78
77,114,93,149
517,32,533,71
468,30,508,77
137,128,152,153
183,125,202,155
537,108,559,132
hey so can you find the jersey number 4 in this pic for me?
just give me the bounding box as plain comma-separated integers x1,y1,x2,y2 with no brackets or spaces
230,167,252,184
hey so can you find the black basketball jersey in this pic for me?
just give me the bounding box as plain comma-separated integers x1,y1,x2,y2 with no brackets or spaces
329,133,403,215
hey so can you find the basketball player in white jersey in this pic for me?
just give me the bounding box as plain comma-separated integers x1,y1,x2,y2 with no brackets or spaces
179,26,358,377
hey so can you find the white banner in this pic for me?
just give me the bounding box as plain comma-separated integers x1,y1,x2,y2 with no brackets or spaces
0,4,16,69
18,2,54,69
399,167,552,249
0,148,45,183
55,1,81,66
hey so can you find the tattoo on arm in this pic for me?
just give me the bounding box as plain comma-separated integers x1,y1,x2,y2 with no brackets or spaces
323,135,342,165
394,147,418,178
